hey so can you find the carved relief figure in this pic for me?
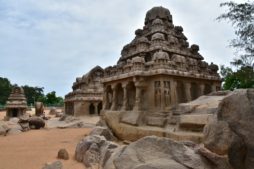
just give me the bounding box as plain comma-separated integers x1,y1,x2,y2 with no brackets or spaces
154,81,161,107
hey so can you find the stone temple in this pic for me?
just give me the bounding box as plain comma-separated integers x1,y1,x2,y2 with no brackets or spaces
5,86,27,119
102,6,221,113
65,66,104,116
65,6,221,117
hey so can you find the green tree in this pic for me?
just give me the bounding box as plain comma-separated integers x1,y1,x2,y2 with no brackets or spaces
22,85,44,105
45,91,64,106
218,1,254,90
0,77,12,105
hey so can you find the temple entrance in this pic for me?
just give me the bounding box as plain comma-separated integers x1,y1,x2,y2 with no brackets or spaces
89,103,95,114
98,102,102,115
190,82,199,100
12,108,18,117
176,81,187,103
126,82,136,110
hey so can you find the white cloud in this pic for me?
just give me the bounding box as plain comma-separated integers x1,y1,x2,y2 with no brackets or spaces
0,0,237,96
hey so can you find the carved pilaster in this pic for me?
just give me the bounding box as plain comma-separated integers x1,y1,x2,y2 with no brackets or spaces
121,83,128,111
102,86,107,110
94,102,99,114
111,84,117,111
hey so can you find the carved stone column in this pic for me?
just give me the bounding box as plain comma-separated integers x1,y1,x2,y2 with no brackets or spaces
94,102,99,114
111,84,117,111
102,87,107,110
134,84,142,111
121,83,128,111
185,82,191,102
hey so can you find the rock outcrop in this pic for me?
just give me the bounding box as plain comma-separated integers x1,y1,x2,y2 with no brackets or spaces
75,134,232,169
103,92,228,143
41,161,63,169
89,126,116,141
75,135,118,169
217,89,254,169
28,116,45,129
0,121,9,136
203,120,233,155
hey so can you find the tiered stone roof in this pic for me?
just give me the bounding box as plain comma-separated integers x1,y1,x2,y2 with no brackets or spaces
5,86,27,109
65,66,104,102
102,6,220,82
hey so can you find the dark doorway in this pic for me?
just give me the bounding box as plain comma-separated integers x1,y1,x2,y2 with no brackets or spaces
176,81,187,103
98,102,102,115
89,103,95,114
12,108,18,117
190,82,200,100
126,82,136,110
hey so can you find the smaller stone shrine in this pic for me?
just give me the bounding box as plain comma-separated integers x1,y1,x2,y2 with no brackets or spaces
5,86,27,119
65,66,104,116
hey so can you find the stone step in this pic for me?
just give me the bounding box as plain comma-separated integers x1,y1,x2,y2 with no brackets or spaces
179,114,214,132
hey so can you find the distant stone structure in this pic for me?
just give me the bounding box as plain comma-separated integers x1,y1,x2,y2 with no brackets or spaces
102,6,221,114
5,86,27,119
65,66,104,116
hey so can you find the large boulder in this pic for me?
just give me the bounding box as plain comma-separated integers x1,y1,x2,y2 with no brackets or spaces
197,146,232,169
104,136,232,169
75,135,118,169
217,89,254,169
57,148,69,160
28,116,45,129
0,121,9,136
89,126,116,141
18,115,30,131
4,119,23,135
42,161,63,169
203,120,233,155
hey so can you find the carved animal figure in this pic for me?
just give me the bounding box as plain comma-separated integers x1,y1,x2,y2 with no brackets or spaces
35,102,44,116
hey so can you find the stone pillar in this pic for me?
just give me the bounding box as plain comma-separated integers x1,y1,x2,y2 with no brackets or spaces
94,102,99,114
121,83,128,111
134,84,141,111
185,82,191,102
200,84,205,96
111,84,117,111
102,86,107,110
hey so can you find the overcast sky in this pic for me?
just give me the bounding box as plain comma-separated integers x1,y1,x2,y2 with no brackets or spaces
0,0,244,97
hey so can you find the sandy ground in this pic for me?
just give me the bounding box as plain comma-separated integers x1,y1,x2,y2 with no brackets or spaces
0,109,99,169
0,128,90,169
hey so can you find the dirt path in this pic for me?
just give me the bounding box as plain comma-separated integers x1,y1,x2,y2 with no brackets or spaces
0,128,90,169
